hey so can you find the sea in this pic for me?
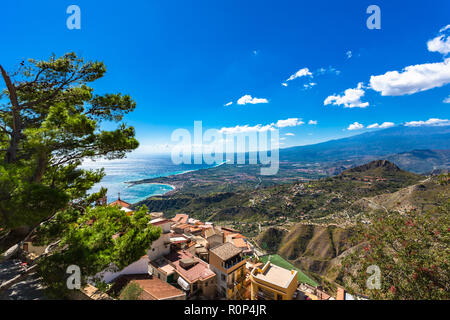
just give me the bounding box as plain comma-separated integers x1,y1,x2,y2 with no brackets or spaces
82,154,222,204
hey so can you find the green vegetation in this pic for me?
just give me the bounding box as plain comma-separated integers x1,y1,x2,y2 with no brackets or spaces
37,205,161,298
342,197,449,300
259,254,318,287
139,160,422,223
119,282,143,300
0,53,138,236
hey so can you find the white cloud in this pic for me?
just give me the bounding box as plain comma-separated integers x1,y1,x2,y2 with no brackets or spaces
280,137,286,141
346,51,353,59
404,118,450,127
367,122,395,129
237,95,269,105
308,120,318,125
275,118,304,128
324,82,369,108
443,95,450,103
347,122,364,130
370,58,450,96
218,124,274,134
303,82,317,89
218,118,304,135
285,68,312,83
285,133,295,136
281,83,288,87
224,101,233,106
427,25,450,55
317,67,341,76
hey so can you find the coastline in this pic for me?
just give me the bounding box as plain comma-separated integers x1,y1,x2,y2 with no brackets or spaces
128,160,228,203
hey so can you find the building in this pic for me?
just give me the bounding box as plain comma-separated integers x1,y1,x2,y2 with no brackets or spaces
250,261,298,300
109,194,133,215
204,228,224,250
172,213,189,224
164,250,216,299
91,255,150,284
148,218,173,260
209,242,247,299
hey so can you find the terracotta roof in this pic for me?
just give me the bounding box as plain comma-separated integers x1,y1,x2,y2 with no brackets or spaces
130,278,185,300
232,238,248,249
172,214,189,224
165,250,215,283
109,199,131,208
210,242,242,261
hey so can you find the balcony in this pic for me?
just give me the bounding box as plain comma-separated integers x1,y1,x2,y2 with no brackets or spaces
223,255,245,269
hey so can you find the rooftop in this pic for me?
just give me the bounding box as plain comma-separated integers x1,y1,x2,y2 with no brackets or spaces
210,242,242,261
172,214,189,224
165,250,215,283
129,278,185,300
252,262,297,289
109,199,131,208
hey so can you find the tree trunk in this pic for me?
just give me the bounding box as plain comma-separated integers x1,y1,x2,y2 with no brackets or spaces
0,65,21,164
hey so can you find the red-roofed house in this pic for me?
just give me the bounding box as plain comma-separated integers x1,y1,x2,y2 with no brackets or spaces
165,250,216,299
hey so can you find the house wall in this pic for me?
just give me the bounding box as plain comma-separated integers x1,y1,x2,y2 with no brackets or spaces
209,251,246,299
93,256,150,284
147,233,170,260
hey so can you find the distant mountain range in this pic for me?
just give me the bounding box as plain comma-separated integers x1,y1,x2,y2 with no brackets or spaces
280,125,450,163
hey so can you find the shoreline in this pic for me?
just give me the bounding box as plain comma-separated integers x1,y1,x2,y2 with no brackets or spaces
126,160,228,186
128,160,228,203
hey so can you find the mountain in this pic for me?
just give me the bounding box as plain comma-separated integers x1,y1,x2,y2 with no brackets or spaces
383,149,450,174
256,174,448,287
280,125,450,162
140,160,422,222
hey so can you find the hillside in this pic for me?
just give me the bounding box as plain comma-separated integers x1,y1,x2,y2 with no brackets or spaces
255,174,448,287
138,160,422,223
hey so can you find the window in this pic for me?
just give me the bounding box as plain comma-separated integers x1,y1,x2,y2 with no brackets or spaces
221,274,226,281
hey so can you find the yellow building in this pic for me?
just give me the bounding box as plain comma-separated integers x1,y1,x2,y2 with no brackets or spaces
209,242,247,299
250,261,298,300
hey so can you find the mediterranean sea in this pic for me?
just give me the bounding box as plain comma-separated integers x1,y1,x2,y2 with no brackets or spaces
82,154,221,204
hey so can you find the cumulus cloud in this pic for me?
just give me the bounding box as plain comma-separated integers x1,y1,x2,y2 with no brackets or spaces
275,118,304,128
346,51,353,59
285,133,295,136
224,101,233,106
347,122,364,130
308,120,318,125
237,95,269,105
427,25,450,55
369,58,450,96
404,118,450,127
324,82,369,108
287,68,312,81
281,83,288,87
367,122,395,129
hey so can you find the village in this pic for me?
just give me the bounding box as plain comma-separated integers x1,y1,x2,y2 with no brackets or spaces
28,195,357,301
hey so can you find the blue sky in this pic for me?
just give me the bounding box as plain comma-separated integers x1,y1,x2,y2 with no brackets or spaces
1,0,449,153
